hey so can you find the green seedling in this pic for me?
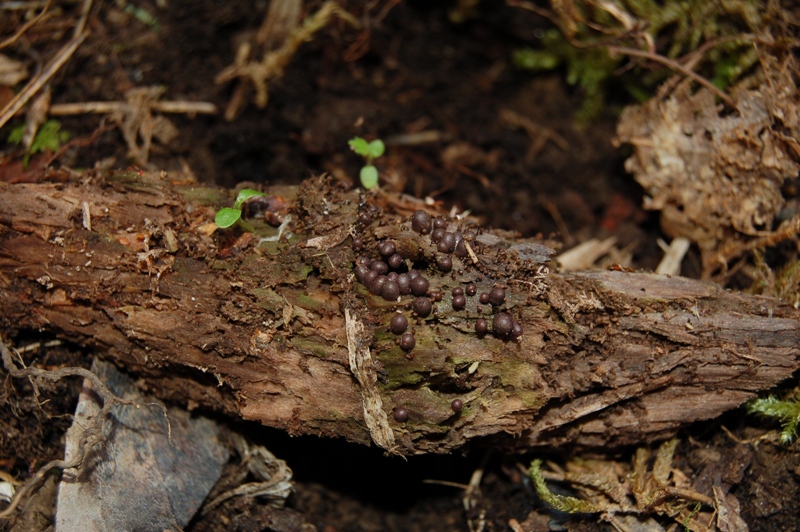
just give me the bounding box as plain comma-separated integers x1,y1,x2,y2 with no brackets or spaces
747,394,800,444
215,189,266,231
348,136,384,189
8,120,71,168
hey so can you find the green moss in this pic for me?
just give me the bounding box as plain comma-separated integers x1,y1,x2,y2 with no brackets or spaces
291,335,333,359
513,0,775,122
747,392,800,444
528,459,600,513
249,287,284,312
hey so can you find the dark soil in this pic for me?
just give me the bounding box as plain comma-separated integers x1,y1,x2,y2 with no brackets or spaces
1,1,798,530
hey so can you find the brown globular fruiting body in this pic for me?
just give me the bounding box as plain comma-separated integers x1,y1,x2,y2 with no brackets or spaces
430,228,445,243
368,275,387,295
488,286,506,306
438,232,456,253
410,276,430,296
452,287,464,296
358,212,373,226
479,292,490,304
411,210,432,234
378,240,396,257
400,332,416,351
390,314,409,335
454,238,468,258
388,253,404,269
430,290,443,302
492,312,514,335
433,218,447,230
397,273,412,295
394,407,409,422
355,264,369,283
386,272,399,282
370,260,389,275
363,270,379,286
465,283,477,296
451,399,463,413
352,237,364,250
512,320,523,338
437,255,453,272
452,294,466,310
413,297,432,317
382,281,400,301
475,318,488,335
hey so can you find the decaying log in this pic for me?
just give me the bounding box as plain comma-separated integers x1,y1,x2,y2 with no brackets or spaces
1,172,798,455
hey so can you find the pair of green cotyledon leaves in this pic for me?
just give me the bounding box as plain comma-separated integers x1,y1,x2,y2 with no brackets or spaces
216,137,384,229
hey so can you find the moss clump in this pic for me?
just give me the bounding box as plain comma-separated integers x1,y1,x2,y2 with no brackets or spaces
512,0,782,122
747,392,800,444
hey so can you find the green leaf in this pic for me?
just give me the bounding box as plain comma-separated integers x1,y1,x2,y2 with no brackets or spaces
360,165,379,189
215,207,242,228
233,189,265,209
8,125,24,145
348,137,370,157
30,120,70,155
367,139,385,158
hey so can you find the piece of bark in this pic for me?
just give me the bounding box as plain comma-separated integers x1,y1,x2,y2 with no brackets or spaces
1,171,798,455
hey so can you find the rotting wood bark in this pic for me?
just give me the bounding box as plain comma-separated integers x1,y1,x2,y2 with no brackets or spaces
1,171,798,455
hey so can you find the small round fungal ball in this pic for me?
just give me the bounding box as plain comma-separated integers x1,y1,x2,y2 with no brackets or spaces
511,320,523,338
492,312,514,335
355,264,369,283
451,399,463,413
408,269,421,280
437,255,453,273
363,270,379,286
479,292,490,304
394,407,409,422
465,283,477,296
488,286,506,306
433,218,447,230
397,273,412,295
430,228,446,243
388,253,404,269
399,332,416,351
358,212,373,226
438,232,456,253
390,314,409,335
368,275,387,295
430,290,443,302
411,276,430,296
454,239,468,258
386,272,399,282
352,237,364,250
411,210,432,234
413,296,432,317
452,294,466,310
370,260,389,275
381,280,400,301
378,240,396,257
452,287,464,296
475,318,488,335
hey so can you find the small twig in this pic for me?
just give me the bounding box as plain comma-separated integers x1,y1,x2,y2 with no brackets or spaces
606,45,737,110
0,0,51,50
0,30,88,130
73,0,93,39
49,100,218,115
